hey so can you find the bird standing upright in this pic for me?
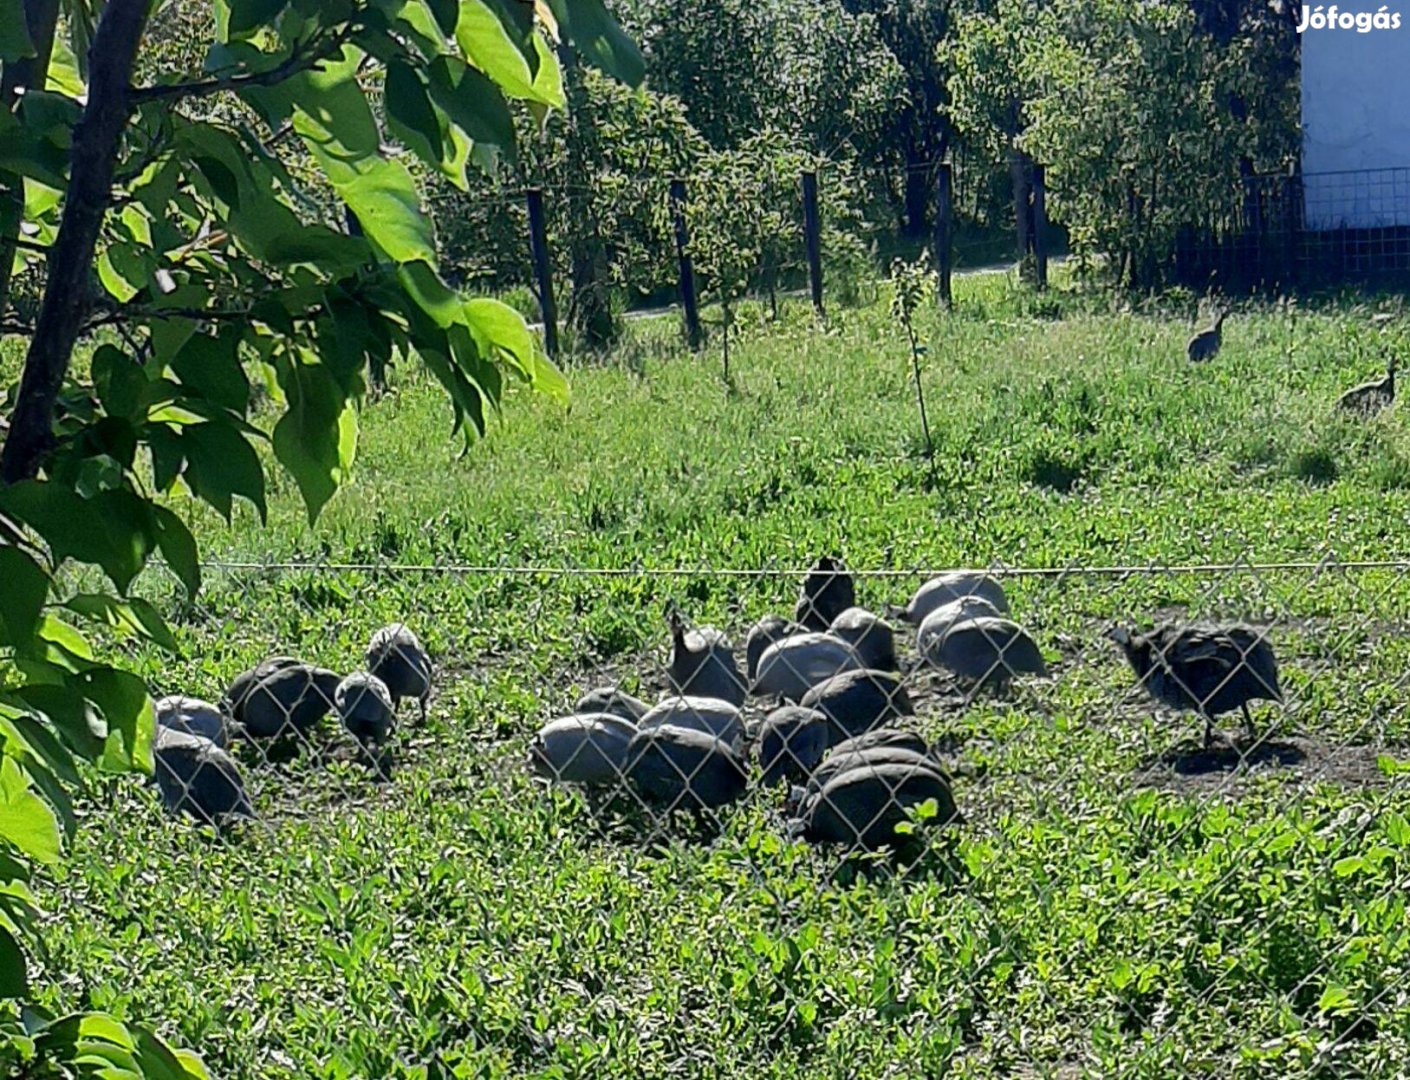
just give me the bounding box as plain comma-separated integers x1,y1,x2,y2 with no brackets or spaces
1106,623,1282,748
1187,305,1228,363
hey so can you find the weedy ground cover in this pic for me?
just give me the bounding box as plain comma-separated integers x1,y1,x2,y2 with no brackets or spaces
25,274,1410,1077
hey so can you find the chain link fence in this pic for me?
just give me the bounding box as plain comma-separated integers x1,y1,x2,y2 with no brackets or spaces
111,553,1410,1074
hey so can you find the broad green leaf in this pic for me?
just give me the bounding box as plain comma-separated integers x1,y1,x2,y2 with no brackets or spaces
385,60,445,167
546,0,645,86
0,715,78,830
528,33,564,109
0,755,61,864
64,595,180,655
273,355,358,522
92,344,148,419
426,56,516,163
170,330,250,413
181,420,268,523
228,0,289,36
301,107,432,264
0,546,49,649
152,506,201,597
0,0,35,63
398,260,461,328
0,483,155,595
423,0,458,35
78,668,154,773
44,30,83,97
455,0,550,103
462,297,554,390
0,923,27,998
11,685,106,761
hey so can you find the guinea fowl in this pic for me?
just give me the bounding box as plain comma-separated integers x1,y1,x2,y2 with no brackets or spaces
889,572,1010,626
1106,623,1282,748
665,606,746,706
796,556,856,631
366,624,433,722
334,671,396,764
1186,305,1228,363
153,727,254,827
224,658,341,741
1338,352,1396,416
155,694,231,749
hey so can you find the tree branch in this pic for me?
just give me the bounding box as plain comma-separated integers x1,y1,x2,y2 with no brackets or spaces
0,0,151,485
128,24,357,105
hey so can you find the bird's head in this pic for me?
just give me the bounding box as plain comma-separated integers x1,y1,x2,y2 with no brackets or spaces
1104,624,1149,672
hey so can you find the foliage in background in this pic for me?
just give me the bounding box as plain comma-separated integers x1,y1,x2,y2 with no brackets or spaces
0,0,641,1070
946,0,1300,287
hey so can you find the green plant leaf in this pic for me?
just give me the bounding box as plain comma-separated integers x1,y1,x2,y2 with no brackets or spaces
170,330,250,413
151,506,200,597
546,0,644,86
0,0,35,63
91,344,147,419
0,923,27,998
425,56,516,167
181,420,268,523
78,668,153,773
0,546,49,649
228,0,289,36
455,0,548,103
11,684,105,762
0,755,62,864
0,483,155,595
64,595,180,655
385,59,445,167
273,354,358,522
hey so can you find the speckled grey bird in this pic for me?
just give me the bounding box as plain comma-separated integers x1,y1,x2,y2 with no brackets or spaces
155,694,230,749
796,555,856,631
224,659,341,741
153,727,254,827
666,606,746,706
335,672,396,749
366,624,433,722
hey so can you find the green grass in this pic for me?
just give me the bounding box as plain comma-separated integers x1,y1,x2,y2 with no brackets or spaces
27,271,1410,1078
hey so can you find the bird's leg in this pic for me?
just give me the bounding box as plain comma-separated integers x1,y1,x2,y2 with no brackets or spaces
1241,703,1256,742
1202,713,1214,751
419,695,428,725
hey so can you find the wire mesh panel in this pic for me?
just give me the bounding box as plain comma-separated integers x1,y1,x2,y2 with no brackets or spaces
92,554,1410,1075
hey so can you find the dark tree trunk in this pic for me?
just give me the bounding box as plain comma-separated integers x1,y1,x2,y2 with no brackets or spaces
559,43,618,352
902,144,929,238
1010,146,1032,261
0,0,62,318
1,0,150,484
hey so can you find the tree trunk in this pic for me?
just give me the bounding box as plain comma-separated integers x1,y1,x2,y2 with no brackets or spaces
901,143,929,238
0,0,62,319
1010,146,1031,261
558,43,618,352
1,0,150,484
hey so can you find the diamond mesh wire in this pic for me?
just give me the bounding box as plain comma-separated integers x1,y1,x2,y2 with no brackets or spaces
104,554,1410,1074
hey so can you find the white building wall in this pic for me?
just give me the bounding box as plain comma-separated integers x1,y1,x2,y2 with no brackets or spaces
1301,8,1410,228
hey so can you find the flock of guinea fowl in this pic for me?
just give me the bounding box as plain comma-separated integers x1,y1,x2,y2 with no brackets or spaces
526,556,1285,850
153,305,1409,848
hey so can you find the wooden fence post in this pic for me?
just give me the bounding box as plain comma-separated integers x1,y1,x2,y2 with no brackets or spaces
669,178,703,350
524,188,558,359
801,170,824,315
1032,164,1048,290
933,162,953,307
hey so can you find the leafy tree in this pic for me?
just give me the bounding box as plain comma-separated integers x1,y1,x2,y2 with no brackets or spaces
945,0,1298,288
838,0,952,237
0,0,640,1069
